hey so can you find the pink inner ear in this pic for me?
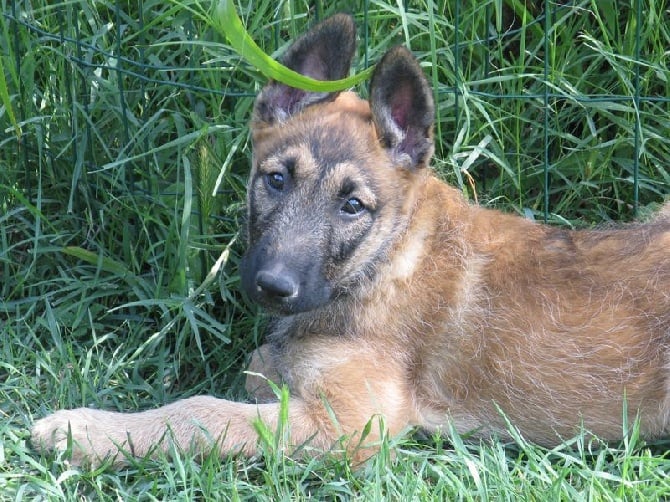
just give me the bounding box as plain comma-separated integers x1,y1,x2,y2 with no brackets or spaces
300,52,328,81
390,83,413,130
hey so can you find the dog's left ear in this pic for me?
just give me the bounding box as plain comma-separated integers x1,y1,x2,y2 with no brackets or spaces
370,46,435,169
253,14,356,125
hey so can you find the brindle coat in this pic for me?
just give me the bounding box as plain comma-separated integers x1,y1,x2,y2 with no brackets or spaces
32,14,670,465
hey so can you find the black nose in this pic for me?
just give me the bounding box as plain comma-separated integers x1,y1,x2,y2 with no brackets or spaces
255,270,299,298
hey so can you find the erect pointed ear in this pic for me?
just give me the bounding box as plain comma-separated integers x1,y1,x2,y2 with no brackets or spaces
369,46,435,169
253,14,356,125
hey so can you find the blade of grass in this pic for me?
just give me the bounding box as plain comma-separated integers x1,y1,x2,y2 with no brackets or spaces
211,0,374,91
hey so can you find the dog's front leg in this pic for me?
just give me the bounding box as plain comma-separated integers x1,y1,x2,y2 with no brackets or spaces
31,395,336,466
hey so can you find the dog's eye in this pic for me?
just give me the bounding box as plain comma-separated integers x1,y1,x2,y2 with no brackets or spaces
265,172,285,191
341,198,365,215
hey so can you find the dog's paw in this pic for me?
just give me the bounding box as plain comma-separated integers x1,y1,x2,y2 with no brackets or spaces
31,408,127,465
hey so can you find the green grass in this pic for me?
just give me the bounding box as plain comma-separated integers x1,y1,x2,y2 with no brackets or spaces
1,0,669,499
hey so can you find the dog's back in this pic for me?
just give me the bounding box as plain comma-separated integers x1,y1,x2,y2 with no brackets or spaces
397,182,670,444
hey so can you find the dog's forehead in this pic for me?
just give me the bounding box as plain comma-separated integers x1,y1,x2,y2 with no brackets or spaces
330,91,371,116
253,91,378,170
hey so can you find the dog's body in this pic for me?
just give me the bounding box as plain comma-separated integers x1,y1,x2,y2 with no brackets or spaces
32,14,670,465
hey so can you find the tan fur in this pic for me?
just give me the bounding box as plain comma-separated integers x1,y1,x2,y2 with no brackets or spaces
31,17,670,467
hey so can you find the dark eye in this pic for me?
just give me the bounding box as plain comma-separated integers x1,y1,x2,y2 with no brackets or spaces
341,198,365,215
265,172,285,191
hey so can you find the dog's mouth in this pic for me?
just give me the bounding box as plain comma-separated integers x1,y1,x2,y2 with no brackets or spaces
249,284,333,316
254,293,302,316
240,258,334,316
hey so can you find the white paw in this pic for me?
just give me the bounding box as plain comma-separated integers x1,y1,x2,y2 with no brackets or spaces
31,408,129,465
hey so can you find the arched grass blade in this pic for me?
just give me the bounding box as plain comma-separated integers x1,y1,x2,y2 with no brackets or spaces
213,0,373,92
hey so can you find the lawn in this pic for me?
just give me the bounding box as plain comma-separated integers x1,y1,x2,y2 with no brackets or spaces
1,0,669,499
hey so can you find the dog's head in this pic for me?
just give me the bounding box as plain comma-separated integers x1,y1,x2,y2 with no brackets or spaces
241,14,435,315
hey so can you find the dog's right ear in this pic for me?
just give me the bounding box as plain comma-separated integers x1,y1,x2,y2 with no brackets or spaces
253,14,356,125
369,46,435,169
